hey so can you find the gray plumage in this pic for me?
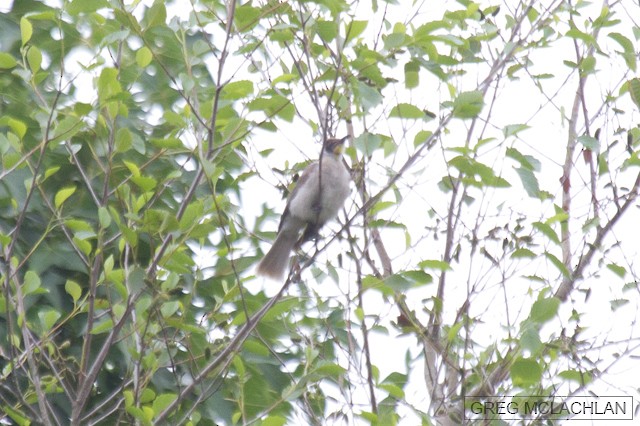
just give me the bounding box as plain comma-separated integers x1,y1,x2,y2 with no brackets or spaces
257,137,351,280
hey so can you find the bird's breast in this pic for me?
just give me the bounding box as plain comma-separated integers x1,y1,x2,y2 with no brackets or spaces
288,158,350,225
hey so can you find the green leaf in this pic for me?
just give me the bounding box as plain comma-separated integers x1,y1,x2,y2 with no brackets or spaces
511,357,542,387
419,259,452,271
54,186,77,209
0,52,18,69
404,60,419,89
544,251,570,277
532,221,560,245
150,137,184,149
27,46,42,73
152,393,177,417
506,147,540,171
628,78,640,110
378,383,405,398
116,128,132,153
146,1,167,28
529,297,560,324
606,263,626,278
314,362,347,378
38,309,61,332
234,3,260,31
514,167,540,197
389,103,427,120
248,95,294,122
608,32,636,71
353,132,382,156
91,319,114,335
53,116,84,142
384,32,406,50
579,55,596,75
414,130,433,147
355,80,383,112
136,46,153,68
577,135,599,151
559,369,592,384
6,117,27,139
221,80,254,100
316,20,338,42
20,17,33,46
65,280,82,303
23,271,41,295
511,248,536,259
520,326,543,354
97,68,122,104
447,321,463,343
611,298,629,311
345,20,367,45
503,123,530,138
262,416,287,426
452,90,484,119
67,0,109,15
566,27,596,46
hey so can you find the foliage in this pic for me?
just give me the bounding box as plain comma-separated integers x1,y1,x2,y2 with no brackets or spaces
1,0,639,425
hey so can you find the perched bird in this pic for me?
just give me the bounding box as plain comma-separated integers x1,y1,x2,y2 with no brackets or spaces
257,136,351,280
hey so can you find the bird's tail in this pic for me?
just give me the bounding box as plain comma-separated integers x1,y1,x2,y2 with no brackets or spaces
256,230,297,280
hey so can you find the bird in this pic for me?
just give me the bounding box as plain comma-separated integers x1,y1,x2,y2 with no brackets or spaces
256,136,351,280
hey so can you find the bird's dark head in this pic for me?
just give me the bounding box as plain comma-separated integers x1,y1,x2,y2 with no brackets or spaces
324,135,349,155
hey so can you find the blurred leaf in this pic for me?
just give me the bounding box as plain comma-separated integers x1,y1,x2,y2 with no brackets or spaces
221,80,254,100
67,0,109,14
152,393,177,418
0,52,18,69
529,297,560,324
607,263,626,278
136,46,153,68
510,357,542,387
559,369,592,384
389,103,427,120
532,221,560,245
345,20,367,44
20,17,33,46
316,20,338,42
514,167,540,197
577,135,599,151
419,259,452,271
608,32,636,71
353,132,382,156
452,90,484,118
629,78,640,109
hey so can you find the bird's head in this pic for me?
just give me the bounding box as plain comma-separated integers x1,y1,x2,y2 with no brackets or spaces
324,135,350,155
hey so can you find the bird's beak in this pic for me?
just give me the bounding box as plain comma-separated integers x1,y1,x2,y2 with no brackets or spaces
333,135,350,154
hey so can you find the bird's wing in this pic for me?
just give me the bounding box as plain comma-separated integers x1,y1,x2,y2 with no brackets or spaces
277,162,318,232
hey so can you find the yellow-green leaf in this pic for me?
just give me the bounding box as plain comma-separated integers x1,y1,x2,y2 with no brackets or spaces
136,46,152,68
27,46,42,72
54,186,77,209
38,309,61,332
23,271,41,295
65,280,82,302
0,52,17,69
20,17,33,46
